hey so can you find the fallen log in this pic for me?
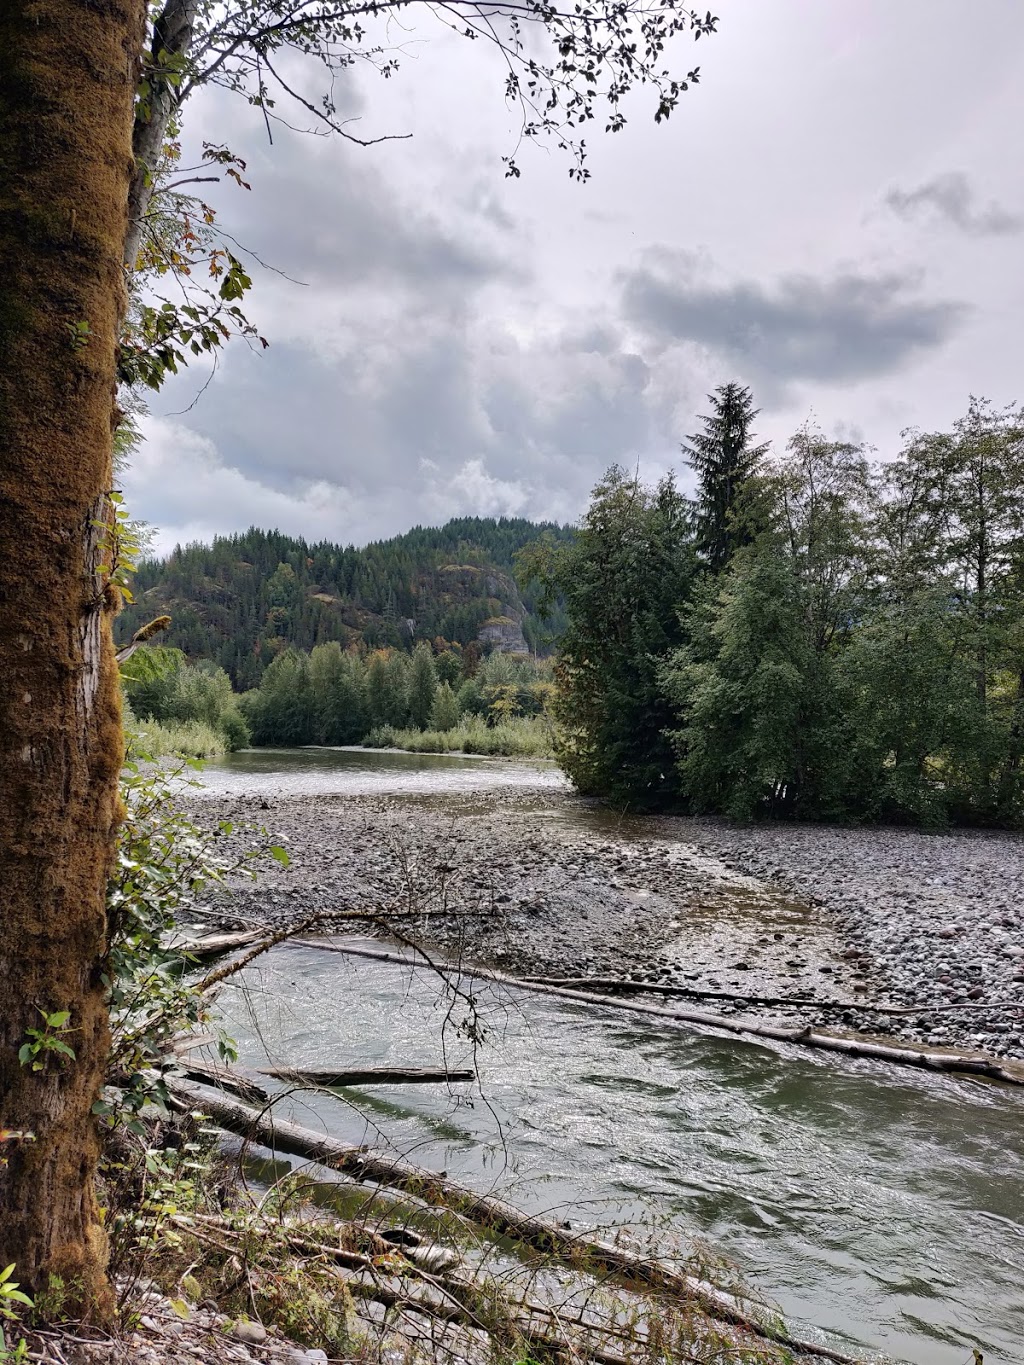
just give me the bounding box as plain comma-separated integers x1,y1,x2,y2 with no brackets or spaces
523,975,1024,1018
285,940,1024,1087
197,917,323,992
179,1056,473,1099
172,930,263,959
178,1057,270,1104
257,1065,475,1087
523,975,892,1013
167,1076,859,1364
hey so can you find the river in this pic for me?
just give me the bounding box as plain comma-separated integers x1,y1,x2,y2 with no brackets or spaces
195,747,1024,1365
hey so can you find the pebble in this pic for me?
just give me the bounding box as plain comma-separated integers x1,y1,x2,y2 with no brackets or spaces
231,1320,267,1345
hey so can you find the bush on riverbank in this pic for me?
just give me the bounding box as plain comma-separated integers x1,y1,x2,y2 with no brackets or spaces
363,714,554,757
125,713,228,759
122,646,250,754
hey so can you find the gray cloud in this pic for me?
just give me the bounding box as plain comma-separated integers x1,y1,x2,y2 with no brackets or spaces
217,140,512,298
153,313,660,529
621,251,964,390
142,110,676,547
133,6,1024,555
885,172,1023,237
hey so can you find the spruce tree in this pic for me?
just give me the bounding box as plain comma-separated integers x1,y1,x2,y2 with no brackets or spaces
682,382,769,573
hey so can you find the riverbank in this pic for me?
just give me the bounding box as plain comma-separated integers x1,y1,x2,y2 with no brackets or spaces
183,764,1024,1061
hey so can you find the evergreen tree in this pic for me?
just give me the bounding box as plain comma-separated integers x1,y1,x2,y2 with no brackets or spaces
682,382,769,573
430,682,461,731
663,429,870,819
407,642,439,729
520,467,696,807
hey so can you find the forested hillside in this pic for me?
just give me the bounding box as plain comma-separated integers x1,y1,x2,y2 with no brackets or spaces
117,518,572,688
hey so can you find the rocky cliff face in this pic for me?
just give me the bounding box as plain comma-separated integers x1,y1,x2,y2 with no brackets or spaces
478,616,529,654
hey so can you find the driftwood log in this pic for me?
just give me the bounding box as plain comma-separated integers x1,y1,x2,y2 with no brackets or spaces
286,939,1024,1087
173,930,263,958
523,975,1024,1017
180,1057,269,1104
257,1065,475,1086
167,1076,860,1364
179,1057,474,1100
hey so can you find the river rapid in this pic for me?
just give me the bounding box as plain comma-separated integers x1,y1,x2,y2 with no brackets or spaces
188,747,1024,1365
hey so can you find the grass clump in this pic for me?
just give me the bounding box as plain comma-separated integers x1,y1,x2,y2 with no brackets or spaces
362,715,554,758
125,715,227,760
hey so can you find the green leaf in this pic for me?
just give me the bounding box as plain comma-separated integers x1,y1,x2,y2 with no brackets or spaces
46,1011,71,1029
269,845,290,867
16,1045,32,1067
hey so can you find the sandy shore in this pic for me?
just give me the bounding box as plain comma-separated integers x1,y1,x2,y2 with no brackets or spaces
184,779,1024,1060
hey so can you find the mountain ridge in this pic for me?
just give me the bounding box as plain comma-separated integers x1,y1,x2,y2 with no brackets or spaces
117,517,572,688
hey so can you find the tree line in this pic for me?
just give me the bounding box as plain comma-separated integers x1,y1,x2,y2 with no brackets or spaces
123,639,555,750
523,387,1024,828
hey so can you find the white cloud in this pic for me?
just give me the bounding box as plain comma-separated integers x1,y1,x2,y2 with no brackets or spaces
125,418,375,553
420,457,530,522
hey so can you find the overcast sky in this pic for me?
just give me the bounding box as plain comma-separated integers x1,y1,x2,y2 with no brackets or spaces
126,0,1024,555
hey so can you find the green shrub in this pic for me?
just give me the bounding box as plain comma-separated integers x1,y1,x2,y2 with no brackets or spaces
123,649,249,753
361,725,398,748
361,715,553,758
125,715,227,760
221,707,251,751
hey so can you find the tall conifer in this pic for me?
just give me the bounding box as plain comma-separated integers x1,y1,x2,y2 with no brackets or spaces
682,383,769,572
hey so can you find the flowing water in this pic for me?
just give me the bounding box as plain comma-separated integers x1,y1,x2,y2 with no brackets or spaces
199,748,1024,1365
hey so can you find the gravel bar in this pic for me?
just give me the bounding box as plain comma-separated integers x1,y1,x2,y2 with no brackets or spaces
182,782,1024,1062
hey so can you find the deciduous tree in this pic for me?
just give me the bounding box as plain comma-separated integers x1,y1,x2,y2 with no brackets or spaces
0,0,146,1307
0,0,720,1307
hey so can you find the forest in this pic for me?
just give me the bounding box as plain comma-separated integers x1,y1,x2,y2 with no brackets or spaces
525,386,1024,829
117,518,572,688
123,636,555,758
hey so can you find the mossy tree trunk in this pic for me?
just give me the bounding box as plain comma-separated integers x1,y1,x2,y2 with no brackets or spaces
0,0,145,1311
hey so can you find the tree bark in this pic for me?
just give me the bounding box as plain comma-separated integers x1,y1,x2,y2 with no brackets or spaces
0,0,145,1310
125,0,199,268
